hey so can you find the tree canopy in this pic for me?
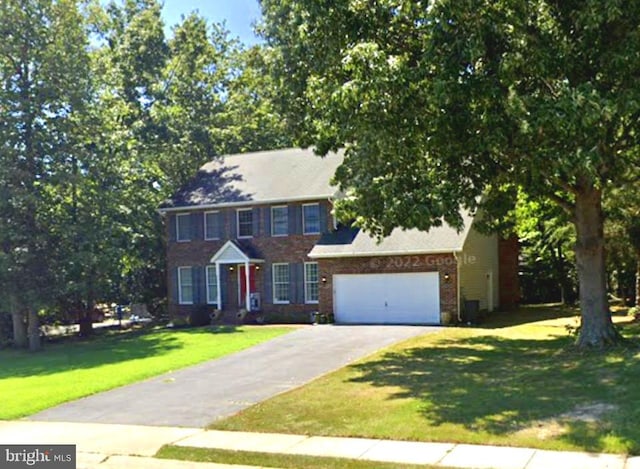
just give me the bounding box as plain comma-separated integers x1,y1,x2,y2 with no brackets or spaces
0,0,290,349
260,0,640,347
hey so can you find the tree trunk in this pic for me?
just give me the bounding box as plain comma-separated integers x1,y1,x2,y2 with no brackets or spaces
635,256,640,307
574,186,620,347
27,309,41,352
11,310,27,348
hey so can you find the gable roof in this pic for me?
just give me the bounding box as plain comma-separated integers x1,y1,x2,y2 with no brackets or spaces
160,148,344,211
308,212,475,258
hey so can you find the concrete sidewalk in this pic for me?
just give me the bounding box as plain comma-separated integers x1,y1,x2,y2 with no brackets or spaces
2,421,638,469
175,429,635,469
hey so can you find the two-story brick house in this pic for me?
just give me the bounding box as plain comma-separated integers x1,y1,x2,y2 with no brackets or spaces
159,147,520,324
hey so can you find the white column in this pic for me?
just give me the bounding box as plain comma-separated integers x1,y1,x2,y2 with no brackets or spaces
245,261,251,310
216,262,222,310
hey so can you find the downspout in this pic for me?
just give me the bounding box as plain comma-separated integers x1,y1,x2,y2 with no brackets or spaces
453,251,462,322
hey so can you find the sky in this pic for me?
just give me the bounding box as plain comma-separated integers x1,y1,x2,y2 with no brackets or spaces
160,0,263,46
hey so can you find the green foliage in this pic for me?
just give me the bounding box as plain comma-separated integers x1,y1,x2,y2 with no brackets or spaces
515,192,576,303
260,0,640,345
0,0,290,343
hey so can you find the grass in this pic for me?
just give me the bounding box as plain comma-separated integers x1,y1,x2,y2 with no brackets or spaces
211,306,640,455
156,445,444,469
0,325,292,419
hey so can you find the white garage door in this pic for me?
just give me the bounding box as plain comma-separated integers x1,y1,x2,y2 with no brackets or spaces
334,272,440,324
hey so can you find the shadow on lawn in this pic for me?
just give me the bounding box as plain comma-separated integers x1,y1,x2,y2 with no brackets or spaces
478,304,579,329
0,325,241,379
348,331,640,453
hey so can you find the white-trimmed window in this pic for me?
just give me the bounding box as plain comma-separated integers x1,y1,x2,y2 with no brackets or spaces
272,263,290,304
177,266,193,304
304,262,319,303
271,206,288,236
237,209,253,238
204,211,220,240
303,203,320,234
176,214,191,242
206,265,218,306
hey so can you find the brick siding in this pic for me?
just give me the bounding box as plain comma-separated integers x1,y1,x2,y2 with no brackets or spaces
166,201,331,323
498,235,521,309
317,253,458,320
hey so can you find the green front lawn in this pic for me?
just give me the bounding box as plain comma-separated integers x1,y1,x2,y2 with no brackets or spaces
212,307,640,455
1,325,292,419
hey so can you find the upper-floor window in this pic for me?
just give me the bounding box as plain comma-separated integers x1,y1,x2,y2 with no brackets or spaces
177,266,193,304
271,206,288,236
204,211,220,240
303,203,320,235
304,262,319,304
272,263,290,304
176,214,191,242
237,209,253,238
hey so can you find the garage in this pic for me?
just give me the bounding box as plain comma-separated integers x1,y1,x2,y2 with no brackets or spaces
333,272,441,324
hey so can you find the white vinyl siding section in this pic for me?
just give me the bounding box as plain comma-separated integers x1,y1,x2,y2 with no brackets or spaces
178,266,193,304
302,203,320,234
204,211,220,240
304,262,319,303
272,263,290,304
271,206,288,236
458,225,499,311
176,214,191,242
206,265,218,306
237,209,253,238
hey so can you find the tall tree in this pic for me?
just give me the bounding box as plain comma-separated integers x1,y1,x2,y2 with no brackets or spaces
260,0,640,347
0,0,91,350
516,194,576,304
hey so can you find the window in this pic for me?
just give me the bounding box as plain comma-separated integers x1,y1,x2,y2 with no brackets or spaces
204,211,220,240
304,262,319,303
178,267,193,304
271,206,288,236
176,214,191,242
272,263,290,303
237,209,253,238
303,203,321,234
206,265,218,305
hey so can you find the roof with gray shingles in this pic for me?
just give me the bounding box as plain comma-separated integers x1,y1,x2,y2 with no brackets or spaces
160,147,344,210
309,211,475,258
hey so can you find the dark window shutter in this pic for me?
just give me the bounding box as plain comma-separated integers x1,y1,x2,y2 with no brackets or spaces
168,215,176,242
288,262,296,303
172,268,179,305
230,210,237,239
288,263,304,304
319,202,328,234
263,264,272,304
215,212,224,239
253,207,260,236
191,212,203,240
192,266,203,304
264,207,272,237
219,268,227,307
289,205,302,235
288,205,295,235
296,263,305,303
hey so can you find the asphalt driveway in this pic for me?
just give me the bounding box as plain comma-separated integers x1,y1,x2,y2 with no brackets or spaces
30,325,436,427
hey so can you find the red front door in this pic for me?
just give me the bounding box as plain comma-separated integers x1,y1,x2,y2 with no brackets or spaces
239,265,257,306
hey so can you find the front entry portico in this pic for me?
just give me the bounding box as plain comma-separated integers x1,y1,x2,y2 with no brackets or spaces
210,240,264,311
